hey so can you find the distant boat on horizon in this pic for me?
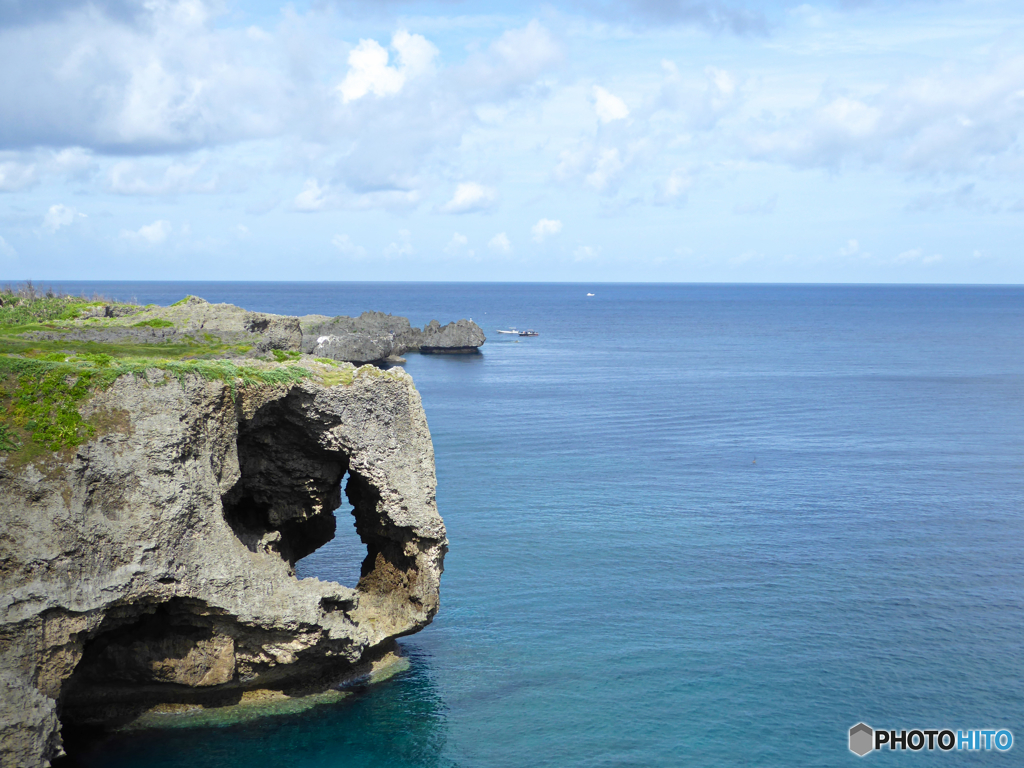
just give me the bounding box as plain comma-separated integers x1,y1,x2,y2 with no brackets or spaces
497,328,519,334
587,293,595,296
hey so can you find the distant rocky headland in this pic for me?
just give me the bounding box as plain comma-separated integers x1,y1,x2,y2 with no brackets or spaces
13,293,486,365
0,290,475,766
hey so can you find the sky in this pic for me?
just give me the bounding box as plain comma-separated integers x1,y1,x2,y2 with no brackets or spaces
1,0,1023,283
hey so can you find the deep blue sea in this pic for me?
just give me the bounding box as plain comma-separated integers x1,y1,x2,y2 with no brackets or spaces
52,282,1023,767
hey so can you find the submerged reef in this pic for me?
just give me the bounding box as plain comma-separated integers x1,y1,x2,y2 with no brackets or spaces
0,292,459,766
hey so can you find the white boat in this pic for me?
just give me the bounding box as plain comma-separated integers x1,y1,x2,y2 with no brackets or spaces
586,293,594,296
497,328,519,334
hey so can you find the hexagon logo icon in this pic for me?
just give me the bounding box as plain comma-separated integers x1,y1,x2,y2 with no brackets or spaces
850,723,874,757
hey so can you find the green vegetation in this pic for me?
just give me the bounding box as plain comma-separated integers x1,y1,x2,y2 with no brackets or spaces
0,284,385,460
0,283,103,327
0,355,315,457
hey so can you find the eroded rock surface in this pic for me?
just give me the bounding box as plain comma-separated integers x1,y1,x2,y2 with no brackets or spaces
300,311,487,363
0,363,446,766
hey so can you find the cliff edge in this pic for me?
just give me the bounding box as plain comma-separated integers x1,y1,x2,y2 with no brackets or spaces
0,292,449,766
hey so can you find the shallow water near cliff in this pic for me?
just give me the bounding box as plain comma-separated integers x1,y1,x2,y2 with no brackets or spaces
56,282,1024,767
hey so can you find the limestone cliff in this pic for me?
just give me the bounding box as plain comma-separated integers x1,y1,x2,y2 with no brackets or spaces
0,361,447,766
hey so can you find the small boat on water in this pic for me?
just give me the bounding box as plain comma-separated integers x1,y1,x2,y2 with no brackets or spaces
586,293,594,296
519,330,539,337
497,328,519,334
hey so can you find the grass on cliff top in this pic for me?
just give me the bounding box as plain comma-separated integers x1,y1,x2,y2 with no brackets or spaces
0,284,400,460
0,282,113,327
0,355,321,460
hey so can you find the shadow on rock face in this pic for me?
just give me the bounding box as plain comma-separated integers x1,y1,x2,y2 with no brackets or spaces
223,390,350,567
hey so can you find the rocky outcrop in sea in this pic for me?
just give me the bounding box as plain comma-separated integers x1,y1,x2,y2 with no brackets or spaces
0,295,461,766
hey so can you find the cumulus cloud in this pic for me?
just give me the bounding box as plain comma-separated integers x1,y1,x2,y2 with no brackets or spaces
532,218,562,242
0,160,37,191
0,234,15,257
50,147,95,179
120,219,171,244
895,248,942,265
556,139,651,195
444,232,469,254
574,245,597,261
0,0,287,152
330,20,561,201
384,229,413,257
746,56,1024,175
294,179,328,211
839,239,860,256
440,182,498,214
455,20,563,101
0,8,566,214
43,204,85,232
655,167,693,205
556,63,732,198
655,62,739,131
338,30,438,103
332,233,367,257
488,232,512,253
593,86,629,123
108,159,216,195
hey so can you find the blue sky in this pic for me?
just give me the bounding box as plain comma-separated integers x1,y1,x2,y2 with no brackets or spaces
1,0,1022,282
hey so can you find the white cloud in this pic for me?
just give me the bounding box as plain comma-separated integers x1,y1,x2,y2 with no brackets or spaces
440,182,498,214
294,179,328,212
332,234,367,258
384,229,414,257
50,147,95,179
246,25,272,43
43,204,85,232
839,239,860,257
0,2,287,152
445,232,469,254
338,31,438,104
0,234,15,257
461,20,562,99
532,218,562,243
236,224,250,239
488,232,512,253
0,160,38,191
746,55,1024,175
108,159,216,195
593,86,629,123
574,245,598,261
120,219,171,245
895,248,943,265
585,148,626,192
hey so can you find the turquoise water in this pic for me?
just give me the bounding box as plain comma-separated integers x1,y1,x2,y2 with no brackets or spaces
58,283,1024,766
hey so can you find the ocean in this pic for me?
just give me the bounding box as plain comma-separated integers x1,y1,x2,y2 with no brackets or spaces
53,282,1024,767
